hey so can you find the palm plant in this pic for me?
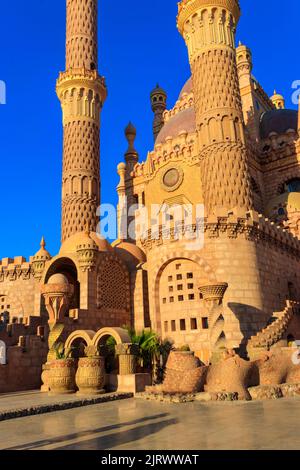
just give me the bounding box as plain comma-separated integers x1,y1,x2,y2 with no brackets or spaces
106,327,173,383
54,342,74,360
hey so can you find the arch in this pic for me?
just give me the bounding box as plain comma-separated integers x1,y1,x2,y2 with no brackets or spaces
92,327,131,348
151,251,216,335
43,256,80,310
65,330,95,350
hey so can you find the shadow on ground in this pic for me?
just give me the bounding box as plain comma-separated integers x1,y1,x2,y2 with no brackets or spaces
7,412,177,450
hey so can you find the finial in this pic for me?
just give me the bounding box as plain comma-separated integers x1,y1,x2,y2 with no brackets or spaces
125,122,137,152
238,40,242,46
274,89,277,95
40,236,46,249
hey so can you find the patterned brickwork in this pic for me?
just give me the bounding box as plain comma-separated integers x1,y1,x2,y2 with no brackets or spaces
178,2,253,214
66,0,98,70
96,256,130,314
200,142,252,212
57,0,106,241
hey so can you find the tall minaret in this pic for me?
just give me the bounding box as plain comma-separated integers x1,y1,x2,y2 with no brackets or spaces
56,0,107,242
177,0,253,215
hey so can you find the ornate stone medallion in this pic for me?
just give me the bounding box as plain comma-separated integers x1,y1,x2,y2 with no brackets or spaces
161,166,184,192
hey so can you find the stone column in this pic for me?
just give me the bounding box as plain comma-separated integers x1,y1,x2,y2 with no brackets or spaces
199,282,228,362
116,343,139,375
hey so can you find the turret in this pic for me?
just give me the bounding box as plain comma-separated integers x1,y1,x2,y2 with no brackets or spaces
177,0,253,215
150,84,167,142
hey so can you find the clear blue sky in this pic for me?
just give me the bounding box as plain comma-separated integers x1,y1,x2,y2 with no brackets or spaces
0,0,298,259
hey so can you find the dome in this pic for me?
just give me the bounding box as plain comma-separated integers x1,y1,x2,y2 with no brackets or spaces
260,109,298,139
114,242,146,270
48,273,69,285
156,107,196,144
179,77,193,98
59,231,113,255
150,84,167,98
33,237,51,261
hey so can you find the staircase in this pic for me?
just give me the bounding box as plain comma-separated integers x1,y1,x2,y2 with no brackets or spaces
247,300,299,350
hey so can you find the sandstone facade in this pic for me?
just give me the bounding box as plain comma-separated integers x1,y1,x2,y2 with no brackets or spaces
1,0,300,392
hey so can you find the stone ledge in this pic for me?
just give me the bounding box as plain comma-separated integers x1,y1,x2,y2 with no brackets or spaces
0,392,133,422
136,391,238,403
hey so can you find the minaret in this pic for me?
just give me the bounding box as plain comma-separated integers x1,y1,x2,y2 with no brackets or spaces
150,85,167,142
56,0,107,242
177,0,253,215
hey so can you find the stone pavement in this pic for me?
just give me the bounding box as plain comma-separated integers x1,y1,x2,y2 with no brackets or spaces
0,396,300,450
0,390,132,421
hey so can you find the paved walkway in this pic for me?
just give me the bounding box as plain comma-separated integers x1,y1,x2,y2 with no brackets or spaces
0,390,131,420
0,396,300,450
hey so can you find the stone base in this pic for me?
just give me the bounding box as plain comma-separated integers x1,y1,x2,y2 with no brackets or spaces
107,373,152,394
76,389,106,396
48,390,76,396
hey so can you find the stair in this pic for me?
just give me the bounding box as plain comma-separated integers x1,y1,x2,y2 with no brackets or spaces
248,301,299,350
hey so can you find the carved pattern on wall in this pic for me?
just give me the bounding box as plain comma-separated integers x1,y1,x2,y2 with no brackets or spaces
96,256,130,313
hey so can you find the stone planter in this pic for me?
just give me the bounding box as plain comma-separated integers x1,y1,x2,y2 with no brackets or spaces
48,358,76,395
116,343,139,375
75,357,105,395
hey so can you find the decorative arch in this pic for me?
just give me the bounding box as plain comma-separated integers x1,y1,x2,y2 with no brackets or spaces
92,327,131,348
65,330,95,350
42,256,80,310
152,250,216,293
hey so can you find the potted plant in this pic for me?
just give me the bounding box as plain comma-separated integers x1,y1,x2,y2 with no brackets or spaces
48,343,76,395
75,346,106,395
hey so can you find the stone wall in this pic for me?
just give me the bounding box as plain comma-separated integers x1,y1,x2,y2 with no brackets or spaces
0,257,36,319
141,212,300,361
0,335,48,393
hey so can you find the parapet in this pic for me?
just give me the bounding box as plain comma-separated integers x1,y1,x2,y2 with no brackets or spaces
0,256,33,282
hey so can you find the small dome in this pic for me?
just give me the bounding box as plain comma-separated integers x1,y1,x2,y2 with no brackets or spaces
114,242,146,270
270,90,285,110
60,231,113,255
271,90,284,102
117,162,126,172
156,107,196,144
260,109,298,139
179,78,193,99
48,273,69,285
33,237,51,261
151,84,167,98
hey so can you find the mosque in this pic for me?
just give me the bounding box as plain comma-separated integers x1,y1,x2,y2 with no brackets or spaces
1,0,300,391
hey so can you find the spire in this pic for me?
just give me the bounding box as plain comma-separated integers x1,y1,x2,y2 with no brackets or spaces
40,236,46,249
125,122,137,153
124,122,139,170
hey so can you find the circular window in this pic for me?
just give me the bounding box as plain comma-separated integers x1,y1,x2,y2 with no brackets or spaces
161,166,184,192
